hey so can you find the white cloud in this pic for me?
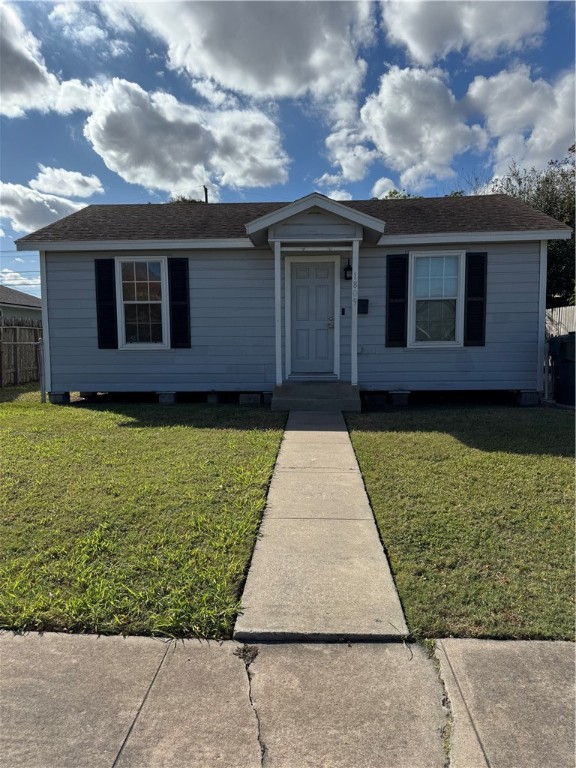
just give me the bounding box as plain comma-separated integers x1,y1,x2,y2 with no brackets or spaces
48,2,131,58
83,79,289,195
371,177,396,198
466,66,575,175
360,66,487,189
0,268,41,288
0,2,93,117
122,1,374,102
326,189,353,201
0,227,5,237
0,182,85,233
29,166,104,199
381,0,547,65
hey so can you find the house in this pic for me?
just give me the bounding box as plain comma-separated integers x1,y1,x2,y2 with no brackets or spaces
0,285,42,322
15,192,571,408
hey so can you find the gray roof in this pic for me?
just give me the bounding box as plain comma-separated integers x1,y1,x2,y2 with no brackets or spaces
15,194,571,244
0,285,42,308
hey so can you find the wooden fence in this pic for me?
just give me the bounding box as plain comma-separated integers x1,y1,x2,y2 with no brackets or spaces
546,306,576,337
0,318,42,387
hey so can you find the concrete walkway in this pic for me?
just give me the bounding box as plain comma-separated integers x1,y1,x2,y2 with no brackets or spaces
1,633,574,768
234,410,408,641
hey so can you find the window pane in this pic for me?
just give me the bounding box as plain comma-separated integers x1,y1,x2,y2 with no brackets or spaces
122,262,135,281
415,277,429,298
136,304,150,323
148,262,162,281
429,278,444,297
138,324,151,343
444,277,458,296
124,305,137,322
415,258,430,278
135,262,148,280
148,282,162,301
430,258,444,277
136,282,149,301
150,304,162,323
125,324,138,343
415,299,456,342
151,324,163,343
444,256,458,277
122,282,135,301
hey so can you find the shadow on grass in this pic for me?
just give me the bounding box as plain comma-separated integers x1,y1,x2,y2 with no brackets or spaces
73,394,286,432
346,404,574,458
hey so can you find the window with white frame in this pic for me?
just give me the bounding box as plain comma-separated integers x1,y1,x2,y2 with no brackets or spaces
116,258,169,348
409,251,465,346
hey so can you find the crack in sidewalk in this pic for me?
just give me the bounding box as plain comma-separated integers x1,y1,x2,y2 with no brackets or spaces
235,644,268,767
425,640,454,768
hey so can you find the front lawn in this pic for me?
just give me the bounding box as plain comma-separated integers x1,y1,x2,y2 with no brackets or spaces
347,407,574,640
0,389,285,638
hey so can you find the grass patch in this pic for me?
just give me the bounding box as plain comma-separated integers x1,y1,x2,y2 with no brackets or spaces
0,389,285,638
347,407,574,640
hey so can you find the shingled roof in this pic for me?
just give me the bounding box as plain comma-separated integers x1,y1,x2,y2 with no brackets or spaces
16,194,571,245
0,285,42,308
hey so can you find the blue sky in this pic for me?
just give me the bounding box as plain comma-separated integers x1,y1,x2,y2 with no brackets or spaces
1,0,574,298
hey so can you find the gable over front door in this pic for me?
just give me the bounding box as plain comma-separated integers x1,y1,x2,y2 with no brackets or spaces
286,257,339,378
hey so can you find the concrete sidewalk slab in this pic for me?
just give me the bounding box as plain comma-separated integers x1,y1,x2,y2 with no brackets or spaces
437,639,575,768
236,518,407,640
275,441,359,470
250,643,446,768
0,633,166,768
115,641,261,768
265,470,373,519
234,409,408,641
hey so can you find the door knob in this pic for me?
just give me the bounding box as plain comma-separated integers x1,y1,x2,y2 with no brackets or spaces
327,323,334,329
328,317,333,321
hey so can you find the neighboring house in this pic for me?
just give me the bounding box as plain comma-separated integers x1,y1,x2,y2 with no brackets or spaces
0,285,42,322
15,192,571,407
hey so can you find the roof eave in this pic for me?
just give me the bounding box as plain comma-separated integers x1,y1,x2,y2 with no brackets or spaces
377,229,572,246
16,237,256,252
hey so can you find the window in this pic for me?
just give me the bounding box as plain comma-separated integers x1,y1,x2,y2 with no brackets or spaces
116,257,169,348
408,251,464,347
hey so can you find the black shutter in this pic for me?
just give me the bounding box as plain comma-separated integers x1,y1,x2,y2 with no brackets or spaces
386,254,408,347
95,259,118,349
168,258,191,348
464,252,487,346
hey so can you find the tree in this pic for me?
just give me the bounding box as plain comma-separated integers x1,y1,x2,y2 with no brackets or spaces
167,195,205,204
489,147,575,306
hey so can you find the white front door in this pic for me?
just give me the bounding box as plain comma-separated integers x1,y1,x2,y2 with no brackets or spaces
290,261,335,375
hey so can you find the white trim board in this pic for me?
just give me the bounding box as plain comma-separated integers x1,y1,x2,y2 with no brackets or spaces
39,251,51,393
284,255,340,380
16,238,255,252
378,229,571,246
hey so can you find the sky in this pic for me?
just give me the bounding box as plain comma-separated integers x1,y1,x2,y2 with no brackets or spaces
0,0,574,298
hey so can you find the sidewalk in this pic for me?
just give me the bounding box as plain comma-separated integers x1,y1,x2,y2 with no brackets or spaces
1,633,573,768
234,410,408,641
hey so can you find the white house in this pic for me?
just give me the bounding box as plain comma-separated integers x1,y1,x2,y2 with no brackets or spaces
15,192,571,408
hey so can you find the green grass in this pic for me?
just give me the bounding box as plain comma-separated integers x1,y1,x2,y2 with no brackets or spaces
0,388,285,638
347,407,575,640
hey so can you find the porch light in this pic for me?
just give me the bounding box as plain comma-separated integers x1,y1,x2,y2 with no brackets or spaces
343,259,352,280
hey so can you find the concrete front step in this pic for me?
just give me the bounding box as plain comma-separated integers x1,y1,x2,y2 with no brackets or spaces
271,382,361,412
272,398,360,412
